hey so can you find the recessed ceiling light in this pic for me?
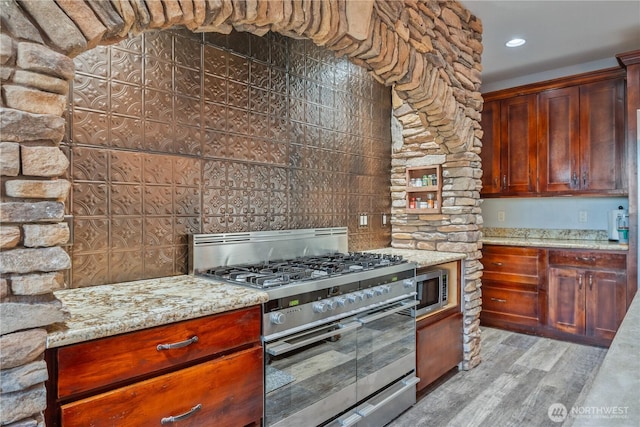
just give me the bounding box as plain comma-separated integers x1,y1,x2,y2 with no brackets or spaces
506,38,526,48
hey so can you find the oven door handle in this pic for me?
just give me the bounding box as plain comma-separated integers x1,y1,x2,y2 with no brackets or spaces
357,300,418,324
357,376,420,418
266,321,362,356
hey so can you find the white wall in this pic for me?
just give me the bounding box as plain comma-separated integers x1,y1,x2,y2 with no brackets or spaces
481,57,619,93
482,197,629,230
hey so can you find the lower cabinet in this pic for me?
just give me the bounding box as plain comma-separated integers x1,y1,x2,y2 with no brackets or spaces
480,245,545,331
548,251,627,344
60,346,262,427
46,306,263,427
480,245,628,347
416,311,463,392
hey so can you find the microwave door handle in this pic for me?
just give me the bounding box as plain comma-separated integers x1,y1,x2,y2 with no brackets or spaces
357,300,419,324
266,321,361,356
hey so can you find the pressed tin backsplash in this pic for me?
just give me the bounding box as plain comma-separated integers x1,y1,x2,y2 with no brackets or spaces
64,28,393,288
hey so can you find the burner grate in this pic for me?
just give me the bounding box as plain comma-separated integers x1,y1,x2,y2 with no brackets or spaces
203,252,405,289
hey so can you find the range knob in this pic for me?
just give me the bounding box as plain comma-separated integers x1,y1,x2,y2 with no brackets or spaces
270,312,286,325
403,279,415,289
335,297,347,307
381,285,391,294
374,287,384,296
364,289,375,299
325,299,337,310
313,301,328,313
347,294,358,303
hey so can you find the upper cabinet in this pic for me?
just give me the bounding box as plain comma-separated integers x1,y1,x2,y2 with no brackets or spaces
480,69,626,198
501,94,538,194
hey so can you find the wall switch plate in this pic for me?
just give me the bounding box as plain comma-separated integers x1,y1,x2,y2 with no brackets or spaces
497,211,506,222
579,211,588,222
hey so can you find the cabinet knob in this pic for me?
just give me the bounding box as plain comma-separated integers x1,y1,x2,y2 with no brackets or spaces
588,274,593,291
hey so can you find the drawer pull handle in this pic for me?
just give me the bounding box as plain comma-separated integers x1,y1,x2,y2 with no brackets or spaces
491,262,503,266
576,256,595,263
161,404,202,424
157,335,199,351
490,297,507,303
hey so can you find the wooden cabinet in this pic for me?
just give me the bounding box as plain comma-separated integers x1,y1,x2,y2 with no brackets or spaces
578,78,626,192
479,100,502,194
46,306,263,426
481,245,628,346
500,94,538,194
480,245,545,330
479,95,538,195
415,260,463,392
538,86,580,192
539,78,626,193
481,69,627,197
416,312,462,392
405,165,441,213
548,250,627,344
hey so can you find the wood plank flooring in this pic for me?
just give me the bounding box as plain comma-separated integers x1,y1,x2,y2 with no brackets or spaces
389,327,607,427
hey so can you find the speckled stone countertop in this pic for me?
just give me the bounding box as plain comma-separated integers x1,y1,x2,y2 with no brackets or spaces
47,275,268,349
368,248,466,267
482,228,628,251
572,292,640,426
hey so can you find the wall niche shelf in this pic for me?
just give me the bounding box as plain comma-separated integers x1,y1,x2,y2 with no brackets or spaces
406,165,442,214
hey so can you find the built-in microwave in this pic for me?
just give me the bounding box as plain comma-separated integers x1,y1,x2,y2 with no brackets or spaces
413,269,448,317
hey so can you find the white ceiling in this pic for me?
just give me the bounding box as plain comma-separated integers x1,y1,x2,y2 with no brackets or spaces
459,0,640,91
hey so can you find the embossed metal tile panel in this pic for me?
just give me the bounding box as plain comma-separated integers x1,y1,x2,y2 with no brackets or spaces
66,28,392,288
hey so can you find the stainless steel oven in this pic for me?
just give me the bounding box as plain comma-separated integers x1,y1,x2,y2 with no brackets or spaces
265,294,417,427
190,228,419,427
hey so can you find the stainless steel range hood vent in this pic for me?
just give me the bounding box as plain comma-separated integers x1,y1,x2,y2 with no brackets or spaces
189,227,348,274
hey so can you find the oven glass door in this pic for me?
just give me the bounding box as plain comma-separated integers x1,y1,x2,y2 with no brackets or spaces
356,298,417,400
264,319,361,427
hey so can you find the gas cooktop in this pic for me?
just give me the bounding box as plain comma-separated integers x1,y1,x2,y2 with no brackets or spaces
202,252,407,289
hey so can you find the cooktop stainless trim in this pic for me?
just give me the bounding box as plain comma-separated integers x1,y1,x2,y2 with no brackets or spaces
189,227,348,274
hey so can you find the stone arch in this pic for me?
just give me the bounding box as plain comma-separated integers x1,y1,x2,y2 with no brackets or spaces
0,1,484,424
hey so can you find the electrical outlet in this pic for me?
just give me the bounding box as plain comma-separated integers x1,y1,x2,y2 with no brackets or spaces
579,211,588,223
497,211,506,222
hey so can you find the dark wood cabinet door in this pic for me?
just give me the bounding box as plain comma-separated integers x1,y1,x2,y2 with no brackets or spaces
416,312,463,391
60,346,263,427
500,94,538,194
548,266,585,335
585,269,627,341
579,78,626,192
480,99,502,194
538,86,580,192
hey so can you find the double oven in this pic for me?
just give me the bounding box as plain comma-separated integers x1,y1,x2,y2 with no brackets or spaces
190,228,418,427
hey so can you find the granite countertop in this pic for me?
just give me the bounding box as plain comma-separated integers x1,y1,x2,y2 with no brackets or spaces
47,275,268,349
481,228,628,251
368,248,466,267
571,292,640,426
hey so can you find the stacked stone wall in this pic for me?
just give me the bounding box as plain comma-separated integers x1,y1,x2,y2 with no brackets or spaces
0,1,484,424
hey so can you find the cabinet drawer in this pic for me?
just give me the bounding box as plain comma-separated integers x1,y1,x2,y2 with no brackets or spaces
482,287,538,319
549,250,626,270
482,246,543,284
56,306,260,399
60,345,263,427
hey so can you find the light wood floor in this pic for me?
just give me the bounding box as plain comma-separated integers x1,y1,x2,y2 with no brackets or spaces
389,327,607,427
